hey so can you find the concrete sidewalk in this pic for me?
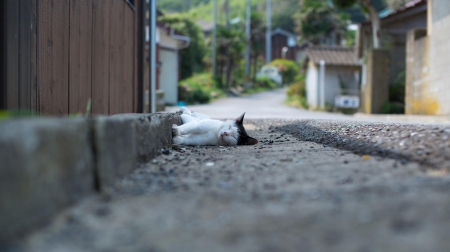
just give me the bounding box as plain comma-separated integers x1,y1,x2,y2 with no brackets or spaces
7,119,450,252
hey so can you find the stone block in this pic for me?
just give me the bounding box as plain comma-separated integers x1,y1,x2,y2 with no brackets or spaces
0,118,94,242
92,116,137,190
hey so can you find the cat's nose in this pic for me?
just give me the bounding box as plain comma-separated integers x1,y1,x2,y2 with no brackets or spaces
222,132,228,136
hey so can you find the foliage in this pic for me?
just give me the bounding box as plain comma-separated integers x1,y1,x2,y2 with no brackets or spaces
244,77,278,94
295,0,349,45
384,0,408,10
214,26,245,89
285,74,308,109
382,70,405,114
160,0,301,34
0,109,34,120
158,13,207,79
158,0,211,13
269,0,299,33
178,73,225,104
269,59,300,85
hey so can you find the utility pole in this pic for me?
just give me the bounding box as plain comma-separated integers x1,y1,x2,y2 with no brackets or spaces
244,0,251,89
225,0,231,92
266,0,272,64
212,0,217,78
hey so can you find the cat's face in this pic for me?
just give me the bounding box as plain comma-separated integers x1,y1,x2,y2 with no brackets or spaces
218,120,239,146
234,113,258,145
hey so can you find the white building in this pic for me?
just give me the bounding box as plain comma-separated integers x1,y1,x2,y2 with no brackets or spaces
304,46,362,109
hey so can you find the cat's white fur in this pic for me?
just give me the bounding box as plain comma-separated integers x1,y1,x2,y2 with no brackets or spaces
172,107,240,146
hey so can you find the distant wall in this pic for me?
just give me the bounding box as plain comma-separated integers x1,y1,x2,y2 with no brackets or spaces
362,49,390,114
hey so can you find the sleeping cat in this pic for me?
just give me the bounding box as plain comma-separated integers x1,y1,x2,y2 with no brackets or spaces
172,107,258,146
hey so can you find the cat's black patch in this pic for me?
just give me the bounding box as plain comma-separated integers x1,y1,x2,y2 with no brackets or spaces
235,113,258,145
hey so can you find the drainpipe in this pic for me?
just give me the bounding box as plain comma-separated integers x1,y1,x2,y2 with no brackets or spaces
319,60,325,109
149,0,157,113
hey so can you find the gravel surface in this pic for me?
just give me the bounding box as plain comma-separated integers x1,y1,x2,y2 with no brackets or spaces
274,120,450,171
6,119,450,252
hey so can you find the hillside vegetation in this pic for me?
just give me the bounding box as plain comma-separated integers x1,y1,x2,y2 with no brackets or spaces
158,0,300,32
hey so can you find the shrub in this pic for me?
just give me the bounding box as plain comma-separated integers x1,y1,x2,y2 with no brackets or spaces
382,70,405,114
285,73,308,109
178,73,224,104
253,76,278,89
269,59,300,85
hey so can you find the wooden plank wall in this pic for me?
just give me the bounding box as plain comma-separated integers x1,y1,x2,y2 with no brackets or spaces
69,0,92,114
2,0,32,110
35,0,139,115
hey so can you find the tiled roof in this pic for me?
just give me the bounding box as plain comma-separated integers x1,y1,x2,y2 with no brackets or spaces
305,46,360,66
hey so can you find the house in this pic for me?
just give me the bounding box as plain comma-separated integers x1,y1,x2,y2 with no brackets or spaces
156,23,190,108
356,0,427,84
304,46,361,109
405,0,450,115
0,0,148,115
196,19,215,38
143,12,190,112
269,28,298,62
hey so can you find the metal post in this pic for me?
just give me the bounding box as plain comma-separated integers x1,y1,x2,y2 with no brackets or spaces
212,0,217,78
265,0,272,64
149,0,156,113
319,60,325,109
244,0,251,89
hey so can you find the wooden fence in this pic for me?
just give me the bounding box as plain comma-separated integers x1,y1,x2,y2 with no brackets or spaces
1,0,145,115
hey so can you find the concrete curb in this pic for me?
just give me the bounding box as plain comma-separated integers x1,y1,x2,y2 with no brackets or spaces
0,113,181,242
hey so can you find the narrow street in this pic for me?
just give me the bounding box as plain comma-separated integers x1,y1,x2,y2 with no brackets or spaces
165,88,354,120
7,90,450,252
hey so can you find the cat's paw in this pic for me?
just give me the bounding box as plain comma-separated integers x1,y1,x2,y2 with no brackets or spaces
172,124,180,136
180,107,192,115
173,136,184,145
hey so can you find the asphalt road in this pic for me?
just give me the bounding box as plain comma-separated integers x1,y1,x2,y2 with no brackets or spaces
7,89,450,252
165,88,356,120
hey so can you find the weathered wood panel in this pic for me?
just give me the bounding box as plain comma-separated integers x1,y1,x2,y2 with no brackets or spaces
32,0,38,111
38,0,70,115
69,0,92,114
122,6,134,113
5,0,19,109
19,0,33,110
135,0,144,113
109,0,125,114
91,0,110,115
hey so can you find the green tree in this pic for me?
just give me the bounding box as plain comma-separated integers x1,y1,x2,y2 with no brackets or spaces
295,0,348,45
333,0,381,48
249,11,266,80
158,13,207,79
215,26,245,89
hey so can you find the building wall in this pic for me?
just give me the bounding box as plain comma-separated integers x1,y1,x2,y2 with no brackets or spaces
159,48,178,105
271,34,296,61
405,29,430,114
323,65,360,106
427,0,450,115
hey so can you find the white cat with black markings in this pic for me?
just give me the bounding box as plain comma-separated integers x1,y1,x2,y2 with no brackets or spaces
172,107,258,146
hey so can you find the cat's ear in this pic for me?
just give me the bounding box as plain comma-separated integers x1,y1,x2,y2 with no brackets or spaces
239,136,258,145
235,112,245,125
